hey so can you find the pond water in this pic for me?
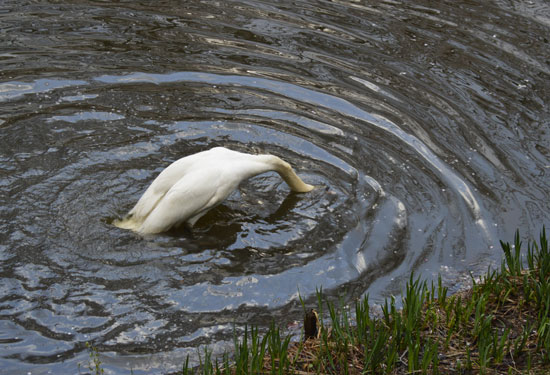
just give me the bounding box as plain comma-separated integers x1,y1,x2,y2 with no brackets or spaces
1,0,549,373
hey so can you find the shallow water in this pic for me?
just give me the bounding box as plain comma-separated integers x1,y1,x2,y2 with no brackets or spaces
1,0,549,373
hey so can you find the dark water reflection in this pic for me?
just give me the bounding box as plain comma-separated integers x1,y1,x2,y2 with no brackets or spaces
1,0,549,373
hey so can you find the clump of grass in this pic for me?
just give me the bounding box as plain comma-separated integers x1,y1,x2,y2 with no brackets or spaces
179,227,550,374
80,342,104,375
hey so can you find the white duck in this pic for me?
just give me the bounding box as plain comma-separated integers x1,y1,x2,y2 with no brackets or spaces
114,147,314,234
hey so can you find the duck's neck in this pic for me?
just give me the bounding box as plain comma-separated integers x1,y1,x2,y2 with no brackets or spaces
262,155,314,193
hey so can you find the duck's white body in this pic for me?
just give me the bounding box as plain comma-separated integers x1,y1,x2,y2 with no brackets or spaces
114,147,314,234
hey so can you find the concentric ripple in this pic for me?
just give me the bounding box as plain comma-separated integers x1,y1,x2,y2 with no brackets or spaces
1,0,549,373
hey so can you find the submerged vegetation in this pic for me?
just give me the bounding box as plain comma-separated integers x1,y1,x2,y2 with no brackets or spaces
175,228,550,374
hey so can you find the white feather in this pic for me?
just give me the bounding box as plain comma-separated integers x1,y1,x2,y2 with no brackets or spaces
114,147,314,234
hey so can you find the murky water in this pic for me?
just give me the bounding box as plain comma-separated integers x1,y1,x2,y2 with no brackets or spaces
1,0,549,373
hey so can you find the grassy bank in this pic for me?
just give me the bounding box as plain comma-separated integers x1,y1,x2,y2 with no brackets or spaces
81,229,549,374
172,228,550,374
